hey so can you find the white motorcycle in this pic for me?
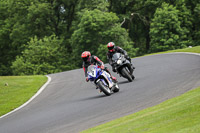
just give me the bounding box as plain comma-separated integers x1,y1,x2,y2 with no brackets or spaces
87,65,120,96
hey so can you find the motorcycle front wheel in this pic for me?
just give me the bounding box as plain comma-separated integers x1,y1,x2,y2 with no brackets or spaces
97,80,111,96
121,67,133,82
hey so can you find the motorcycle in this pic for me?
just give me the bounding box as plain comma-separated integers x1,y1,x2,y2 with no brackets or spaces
111,53,135,82
87,65,120,96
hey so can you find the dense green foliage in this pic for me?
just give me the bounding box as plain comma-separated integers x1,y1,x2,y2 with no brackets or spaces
11,35,74,75
0,0,199,75
71,9,137,66
150,3,187,52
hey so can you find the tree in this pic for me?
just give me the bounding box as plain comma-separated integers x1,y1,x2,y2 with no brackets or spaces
11,35,74,75
107,0,161,54
70,9,137,67
193,4,200,45
78,0,108,11
174,1,193,46
26,2,55,38
150,3,187,52
0,0,31,75
0,0,80,75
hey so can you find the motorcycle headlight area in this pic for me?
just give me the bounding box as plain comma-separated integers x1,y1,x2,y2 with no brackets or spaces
117,60,122,64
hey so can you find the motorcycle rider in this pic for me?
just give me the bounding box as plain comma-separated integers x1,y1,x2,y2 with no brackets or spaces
81,51,117,82
107,42,135,72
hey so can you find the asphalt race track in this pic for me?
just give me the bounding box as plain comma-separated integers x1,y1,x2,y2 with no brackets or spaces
0,53,200,133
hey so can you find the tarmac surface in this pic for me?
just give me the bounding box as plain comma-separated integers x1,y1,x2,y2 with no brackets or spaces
0,53,200,133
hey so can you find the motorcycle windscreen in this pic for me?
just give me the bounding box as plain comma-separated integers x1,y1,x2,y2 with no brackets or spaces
87,65,101,81
112,53,121,62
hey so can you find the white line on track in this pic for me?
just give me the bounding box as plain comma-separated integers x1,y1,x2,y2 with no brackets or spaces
173,52,200,56
0,75,51,119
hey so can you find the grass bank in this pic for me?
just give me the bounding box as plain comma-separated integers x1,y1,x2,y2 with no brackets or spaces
82,87,200,133
0,75,47,116
146,45,200,55
82,45,200,133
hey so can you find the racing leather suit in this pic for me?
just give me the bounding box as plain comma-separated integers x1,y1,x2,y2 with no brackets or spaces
82,55,103,77
82,55,116,82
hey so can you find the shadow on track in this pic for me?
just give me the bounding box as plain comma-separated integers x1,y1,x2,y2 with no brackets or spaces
74,90,123,103
74,94,107,103
118,80,130,85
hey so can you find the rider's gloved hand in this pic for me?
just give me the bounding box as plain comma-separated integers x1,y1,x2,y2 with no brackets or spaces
86,77,89,82
100,65,104,69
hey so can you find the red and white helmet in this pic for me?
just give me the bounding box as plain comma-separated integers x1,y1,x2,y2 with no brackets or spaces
107,42,115,52
81,51,91,61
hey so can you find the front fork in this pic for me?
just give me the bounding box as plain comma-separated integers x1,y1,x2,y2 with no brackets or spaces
117,64,133,76
127,63,133,75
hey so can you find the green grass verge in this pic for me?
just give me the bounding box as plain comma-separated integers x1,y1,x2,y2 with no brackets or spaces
82,87,200,133
82,45,200,133
145,45,200,56
0,75,47,116
171,45,200,53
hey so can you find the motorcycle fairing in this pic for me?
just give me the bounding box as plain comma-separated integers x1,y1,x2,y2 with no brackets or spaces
87,65,113,88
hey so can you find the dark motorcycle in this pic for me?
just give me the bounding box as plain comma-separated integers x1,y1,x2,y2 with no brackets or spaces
111,53,135,82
